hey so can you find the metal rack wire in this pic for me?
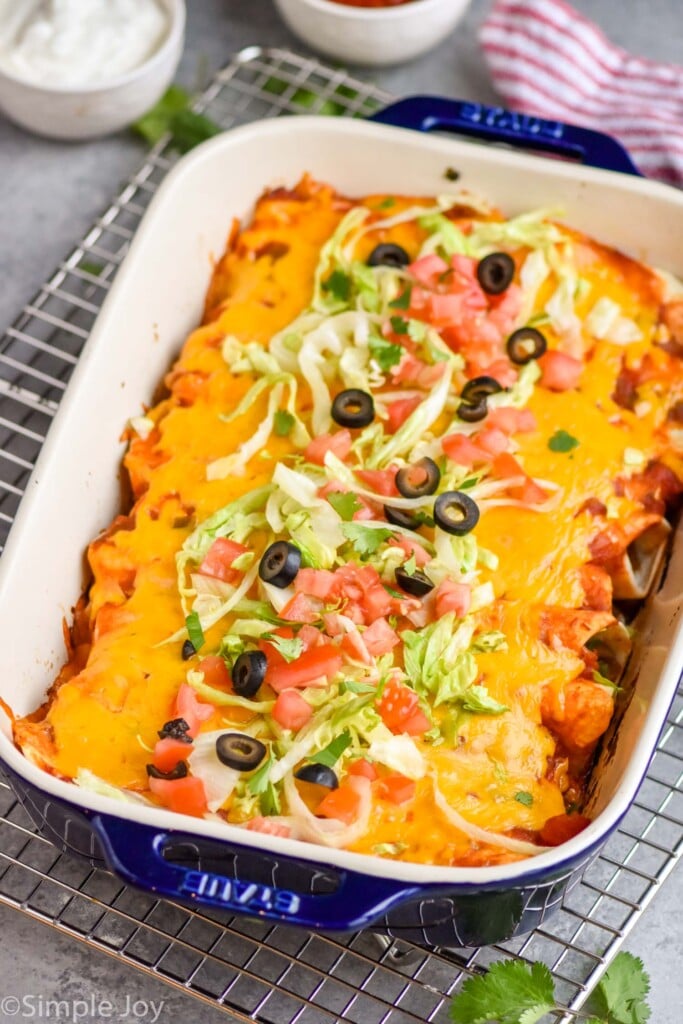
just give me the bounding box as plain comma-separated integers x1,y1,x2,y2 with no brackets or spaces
0,47,680,1023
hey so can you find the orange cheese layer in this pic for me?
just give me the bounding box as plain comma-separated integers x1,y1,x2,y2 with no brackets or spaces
14,178,683,867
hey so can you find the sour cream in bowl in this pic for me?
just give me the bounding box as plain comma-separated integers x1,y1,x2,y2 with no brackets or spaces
0,0,185,139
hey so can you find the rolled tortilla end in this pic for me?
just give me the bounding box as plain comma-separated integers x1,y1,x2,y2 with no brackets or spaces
607,519,671,599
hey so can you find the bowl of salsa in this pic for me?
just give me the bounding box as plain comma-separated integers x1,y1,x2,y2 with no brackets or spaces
273,0,470,67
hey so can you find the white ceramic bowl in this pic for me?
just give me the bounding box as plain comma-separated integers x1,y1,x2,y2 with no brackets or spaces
0,0,185,141
273,0,470,67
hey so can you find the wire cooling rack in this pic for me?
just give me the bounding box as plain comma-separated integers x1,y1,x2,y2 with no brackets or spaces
0,46,681,1024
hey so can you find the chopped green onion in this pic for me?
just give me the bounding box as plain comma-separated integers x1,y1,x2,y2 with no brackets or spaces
185,612,205,651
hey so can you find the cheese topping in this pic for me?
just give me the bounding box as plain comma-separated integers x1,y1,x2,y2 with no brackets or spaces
14,178,683,867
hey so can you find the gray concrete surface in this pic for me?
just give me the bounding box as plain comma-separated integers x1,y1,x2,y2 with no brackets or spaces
0,0,681,1020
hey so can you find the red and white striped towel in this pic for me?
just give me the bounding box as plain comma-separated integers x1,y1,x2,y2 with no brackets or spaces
480,0,683,185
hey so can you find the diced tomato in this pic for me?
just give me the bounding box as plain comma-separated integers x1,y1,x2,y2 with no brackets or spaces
386,396,422,433
245,816,291,838
402,708,432,736
347,758,378,781
266,644,343,693
280,592,320,624
538,350,583,391
149,775,207,817
197,654,231,691
294,568,339,601
175,683,214,738
377,679,423,734
393,534,431,567
272,689,314,730
377,772,416,805
476,426,509,457
435,579,471,619
516,478,548,504
427,291,466,327
442,433,488,466
487,283,522,336
356,467,399,497
316,778,365,824
488,406,537,434
362,617,400,656
491,453,547,504
198,537,247,584
298,623,325,650
305,429,352,466
152,737,193,773
491,452,523,479
539,813,591,846
391,353,425,385
478,358,518,388
408,253,448,285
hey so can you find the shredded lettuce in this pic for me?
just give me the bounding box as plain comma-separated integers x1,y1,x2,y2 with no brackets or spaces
366,363,454,468
461,685,509,715
585,297,642,345
75,769,149,804
188,731,241,812
186,666,274,714
312,207,371,312
418,213,471,258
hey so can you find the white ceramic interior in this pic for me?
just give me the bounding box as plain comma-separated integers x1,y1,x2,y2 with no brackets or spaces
273,0,470,67
0,0,185,140
0,116,682,885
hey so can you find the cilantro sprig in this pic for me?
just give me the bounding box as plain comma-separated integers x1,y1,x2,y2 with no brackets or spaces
450,952,650,1024
548,429,579,453
132,85,220,153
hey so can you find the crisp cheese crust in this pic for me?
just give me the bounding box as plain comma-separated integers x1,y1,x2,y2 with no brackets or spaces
14,177,683,867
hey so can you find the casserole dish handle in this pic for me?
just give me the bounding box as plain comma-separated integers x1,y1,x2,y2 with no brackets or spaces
371,96,641,176
92,814,422,930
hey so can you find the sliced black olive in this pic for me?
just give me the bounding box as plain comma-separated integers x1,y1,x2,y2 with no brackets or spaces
506,326,547,365
157,718,192,742
231,649,267,698
457,397,489,423
396,457,441,499
295,763,339,789
146,761,189,780
181,639,196,661
434,491,480,536
461,375,504,404
259,540,301,588
395,566,434,597
367,243,410,269
477,252,515,295
331,388,375,429
384,505,420,530
216,733,267,772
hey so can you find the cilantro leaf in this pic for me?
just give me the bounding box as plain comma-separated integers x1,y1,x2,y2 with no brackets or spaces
308,730,352,767
450,960,555,1024
132,85,220,153
341,522,395,558
263,634,303,663
274,409,295,437
514,791,534,807
548,429,579,453
584,953,651,1024
389,286,412,310
79,260,104,277
369,336,404,372
185,612,205,652
247,755,273,795
378,197,396,209
322,269,351,302
327,491,363,521
390,315,410,335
